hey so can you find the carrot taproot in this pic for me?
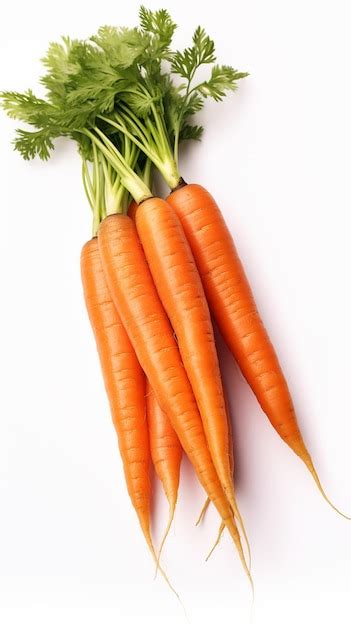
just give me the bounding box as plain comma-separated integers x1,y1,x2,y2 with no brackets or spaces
196,497,211,526
80,238,153,545
97,213,252,582
168,183,349,518
146,380,182,561
134,199,247,530
130,202,183,562
80,238,180,595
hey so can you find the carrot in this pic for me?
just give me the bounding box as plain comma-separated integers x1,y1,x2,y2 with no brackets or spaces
131,201,182,517
130,201,182,562
168,183,350,518
134,198,250,545
130,202,182,517
133,188,242,560
80,238,152,548
98,213,252,582
196,497,211,526
81,237,181,594
146,380,182,562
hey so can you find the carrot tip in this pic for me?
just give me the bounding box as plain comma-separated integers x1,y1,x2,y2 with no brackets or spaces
195,497,211,526
225,488,252,571
304,457,351,520
137,511,182,603
205,521,225,561
289,437,351,520
154,499,177,579
225,514,254,593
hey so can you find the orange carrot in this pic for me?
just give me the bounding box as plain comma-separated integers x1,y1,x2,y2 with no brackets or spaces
168,183,349,517
196,497,211,527
134,198,250,561
134,199,246,531
80,238,152,548
130,202,182,559
98,213,252,581
81,238,180,593
146,380,182,560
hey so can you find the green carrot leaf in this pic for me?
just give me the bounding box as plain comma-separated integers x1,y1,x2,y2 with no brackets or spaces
91,26,148,69
139,6,176,50
137,7,177,80
171,26,216,81
192,26,216,65
184,92,204,115
0,89,57,126
40,37,80,105
197,65,249,101
12,127,57,160
179,123,203,142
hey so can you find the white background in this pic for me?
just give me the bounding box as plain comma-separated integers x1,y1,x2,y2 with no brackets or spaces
0,1,350,624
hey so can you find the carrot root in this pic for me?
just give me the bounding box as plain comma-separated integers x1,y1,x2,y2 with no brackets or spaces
225,516,254,593
154,499,177,579
196,498,211,526
290,439,351,520
197,497,252,570
138,510,182,602
232,500,252,570
223,487,252,572
205,522,225,561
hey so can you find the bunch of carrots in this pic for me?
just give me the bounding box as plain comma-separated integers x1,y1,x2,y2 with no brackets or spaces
2,6,348,593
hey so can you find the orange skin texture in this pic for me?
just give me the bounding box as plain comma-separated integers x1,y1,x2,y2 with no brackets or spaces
97,213,248,569
146,380,182,509
80,239,152,540
135,198,236,511
167,184,305,457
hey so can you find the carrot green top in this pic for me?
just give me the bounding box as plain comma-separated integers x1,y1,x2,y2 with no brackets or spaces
101,8,248,188
0,6,248,229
